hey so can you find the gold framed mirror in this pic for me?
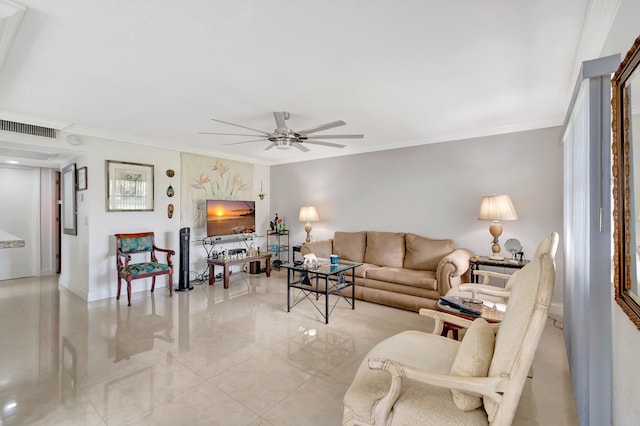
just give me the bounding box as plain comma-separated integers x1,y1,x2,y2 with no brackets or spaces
613,35,640,329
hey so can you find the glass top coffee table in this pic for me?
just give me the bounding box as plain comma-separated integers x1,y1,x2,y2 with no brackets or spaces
282,260,362,324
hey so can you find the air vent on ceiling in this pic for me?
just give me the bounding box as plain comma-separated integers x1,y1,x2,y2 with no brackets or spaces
0,119,58,138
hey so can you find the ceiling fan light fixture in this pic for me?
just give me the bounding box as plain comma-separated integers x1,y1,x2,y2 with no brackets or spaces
205,111,364,153
271,136,292,149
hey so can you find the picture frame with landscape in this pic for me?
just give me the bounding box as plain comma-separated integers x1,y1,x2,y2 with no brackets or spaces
106,160,154,212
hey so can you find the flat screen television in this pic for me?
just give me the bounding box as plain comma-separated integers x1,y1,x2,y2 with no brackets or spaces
206,199,256,238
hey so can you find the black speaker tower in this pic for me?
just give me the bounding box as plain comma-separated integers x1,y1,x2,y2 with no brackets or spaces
175,227,193,291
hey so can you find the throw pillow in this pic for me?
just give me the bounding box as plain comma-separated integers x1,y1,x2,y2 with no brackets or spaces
450,318,495,411
403,233,454,270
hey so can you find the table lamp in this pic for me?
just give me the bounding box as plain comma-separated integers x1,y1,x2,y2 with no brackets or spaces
298,205,319,243
477,194,518,260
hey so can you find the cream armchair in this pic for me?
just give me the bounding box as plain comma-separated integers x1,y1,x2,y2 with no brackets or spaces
448,232,559,305
342,253,556,426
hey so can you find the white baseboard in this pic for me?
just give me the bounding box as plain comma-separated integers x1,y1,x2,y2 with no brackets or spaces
58,275,88,301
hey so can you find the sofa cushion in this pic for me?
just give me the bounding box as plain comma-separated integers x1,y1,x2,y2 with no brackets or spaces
364,232,405,267
450,318,495,411
404,233,455,271
365,267,437,291
354,263,379,278
333,231,367,263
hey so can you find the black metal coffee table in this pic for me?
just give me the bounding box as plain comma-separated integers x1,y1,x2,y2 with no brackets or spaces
282,260,361,324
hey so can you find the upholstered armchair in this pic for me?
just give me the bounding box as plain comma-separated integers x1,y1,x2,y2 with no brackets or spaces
342,253,556,425
115,232,175,306
447,232,559,305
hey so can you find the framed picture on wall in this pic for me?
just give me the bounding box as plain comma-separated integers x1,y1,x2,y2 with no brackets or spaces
62,163,77,235
106,160,154,212
77,167,87,191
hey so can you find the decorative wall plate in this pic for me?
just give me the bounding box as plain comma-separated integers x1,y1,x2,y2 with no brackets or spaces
168,204,174,218
166,169,175,177
166,185,174,197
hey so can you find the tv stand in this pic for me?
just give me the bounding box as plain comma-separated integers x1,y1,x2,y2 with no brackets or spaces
205,233,259,244
207,254,271,288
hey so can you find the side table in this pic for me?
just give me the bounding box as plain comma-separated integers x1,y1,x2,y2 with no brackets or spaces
435,297,504,340
469,256,529,283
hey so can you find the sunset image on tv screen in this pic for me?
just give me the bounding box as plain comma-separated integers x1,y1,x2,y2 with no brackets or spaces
206,200,256,237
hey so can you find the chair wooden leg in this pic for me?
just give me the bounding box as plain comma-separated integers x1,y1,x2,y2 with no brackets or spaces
117,277,121,300
169,274,173,296
151,276,156,293
126,279,132,306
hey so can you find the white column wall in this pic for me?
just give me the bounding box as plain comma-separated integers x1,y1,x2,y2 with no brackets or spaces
58,137,181,302
39,168,58,276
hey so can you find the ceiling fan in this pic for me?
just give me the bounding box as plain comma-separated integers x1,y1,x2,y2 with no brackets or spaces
199,111,364,152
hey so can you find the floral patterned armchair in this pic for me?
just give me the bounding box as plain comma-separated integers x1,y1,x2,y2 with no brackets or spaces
115,232,175,306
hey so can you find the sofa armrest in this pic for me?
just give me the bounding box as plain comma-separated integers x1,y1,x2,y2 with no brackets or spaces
436,248,474,295
301,239,333,258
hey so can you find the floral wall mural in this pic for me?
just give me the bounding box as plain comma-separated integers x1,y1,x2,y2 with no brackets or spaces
180,153,254,230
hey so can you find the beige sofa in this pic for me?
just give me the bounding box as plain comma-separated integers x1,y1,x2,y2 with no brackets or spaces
301,231,472,312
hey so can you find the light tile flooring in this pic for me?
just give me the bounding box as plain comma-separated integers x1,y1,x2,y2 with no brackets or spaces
0,270,578,425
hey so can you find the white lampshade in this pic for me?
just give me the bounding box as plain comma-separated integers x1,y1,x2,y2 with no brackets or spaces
477,194,518,260
298,206,319,222
299,206,319,243
477,194,518,221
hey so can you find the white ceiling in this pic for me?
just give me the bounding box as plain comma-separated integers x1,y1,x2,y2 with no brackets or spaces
0,0,618,166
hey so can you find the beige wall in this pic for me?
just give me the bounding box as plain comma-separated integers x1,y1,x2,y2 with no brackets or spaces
271,126,564,309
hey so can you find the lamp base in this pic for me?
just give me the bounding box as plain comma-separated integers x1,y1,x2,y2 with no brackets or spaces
305,222,312,243
488,222,503,261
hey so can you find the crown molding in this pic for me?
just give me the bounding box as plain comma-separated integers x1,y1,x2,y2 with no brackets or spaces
65,123,274,165
2,110,564,167
267,118,563,166
0,0,26,72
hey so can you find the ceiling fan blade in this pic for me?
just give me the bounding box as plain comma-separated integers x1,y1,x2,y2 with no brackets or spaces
199,132,266,137
210,118,271,136
303,134,364,139
292,143,310,152
297,120,346,135
305,140,346,148
264,143,276,151
223,138,269,146
273,112,288,130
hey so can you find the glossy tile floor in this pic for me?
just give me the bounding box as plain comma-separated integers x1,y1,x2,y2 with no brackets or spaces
0,271,578,425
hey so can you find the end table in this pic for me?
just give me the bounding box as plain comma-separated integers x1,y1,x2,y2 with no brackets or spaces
469,256,529,283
